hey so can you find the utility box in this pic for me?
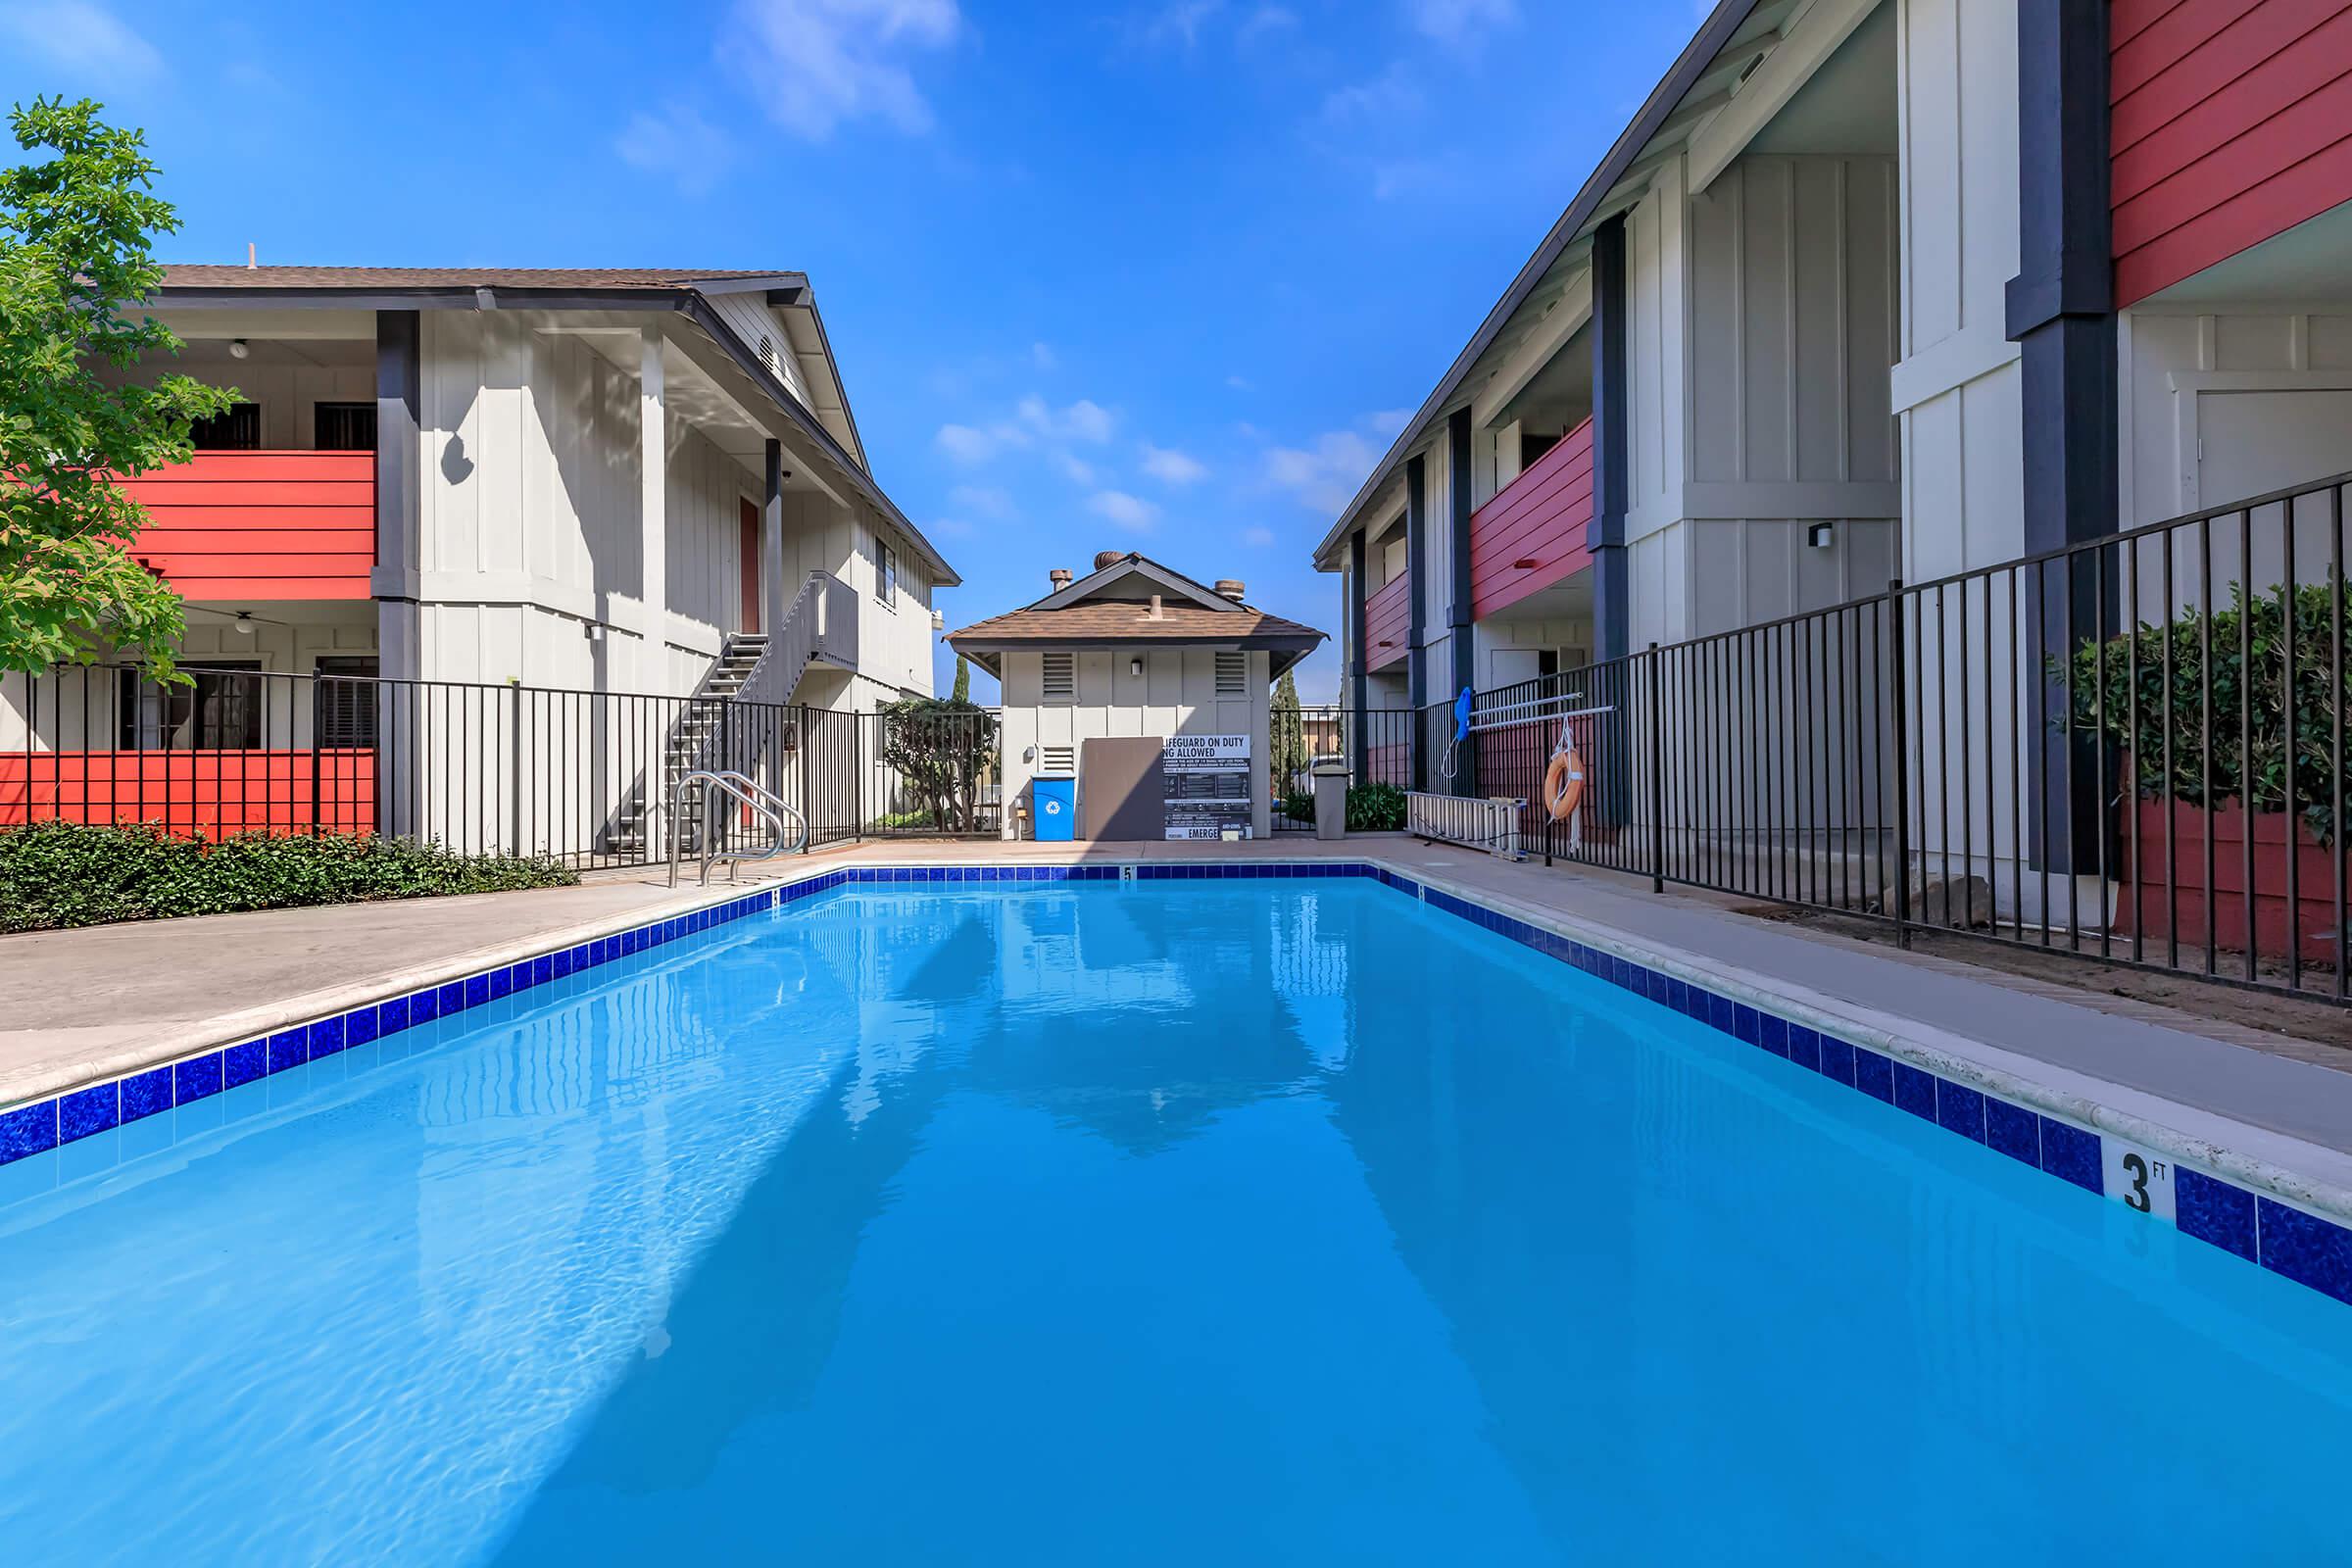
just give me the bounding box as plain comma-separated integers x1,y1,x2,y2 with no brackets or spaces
1311,762,1349,842
1032,775,1076,842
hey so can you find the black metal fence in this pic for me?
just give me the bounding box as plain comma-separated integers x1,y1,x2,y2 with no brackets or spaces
1,664,1004,868
1419,469,2352,1004
1267,706,1418,831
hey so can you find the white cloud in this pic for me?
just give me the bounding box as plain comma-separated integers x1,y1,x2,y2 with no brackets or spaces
1018,395,1116,444
1140,443,1209,485
1139,0,1222,48
1243,525,1277,548
1054,452,1098,486
1226,374,1252,392
731,0,960,140
1368,409,1413,436
1030,341,1057,369
935,421,1028,464
1088,490,1161,532
931,516,976,538
0,1,163,80
1407,0,1514,47
1264,429,1379,514
1371,158,1441,201
948,483,1016,518
1237,5,1298,42
614,105,733,193
1321,62,1421,123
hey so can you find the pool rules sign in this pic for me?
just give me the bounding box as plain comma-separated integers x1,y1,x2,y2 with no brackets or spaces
1163,734,1250,840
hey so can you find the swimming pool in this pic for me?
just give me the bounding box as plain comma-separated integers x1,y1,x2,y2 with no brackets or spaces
1,871,2346,1563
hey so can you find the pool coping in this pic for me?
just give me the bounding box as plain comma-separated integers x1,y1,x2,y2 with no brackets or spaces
3,853,2348,1309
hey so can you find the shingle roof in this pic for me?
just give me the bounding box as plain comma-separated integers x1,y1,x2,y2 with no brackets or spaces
158,266,801,290
946,600,1324,647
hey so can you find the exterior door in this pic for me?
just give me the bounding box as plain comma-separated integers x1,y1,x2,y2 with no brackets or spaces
739,499,761,633
1079,736,1166,840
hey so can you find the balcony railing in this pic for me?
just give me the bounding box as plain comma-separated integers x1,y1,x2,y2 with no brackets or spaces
117,450,374,600
1470,416,1593,619
1364,572,1410,672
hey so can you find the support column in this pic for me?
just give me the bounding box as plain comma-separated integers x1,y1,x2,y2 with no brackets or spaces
639,325,669,694
762,438,788,641
1446,406,1477,796
1588,216,1631,664
1405,451,1429,792
2007,0,2115,874
1348,529,1370,779
372,310,420,681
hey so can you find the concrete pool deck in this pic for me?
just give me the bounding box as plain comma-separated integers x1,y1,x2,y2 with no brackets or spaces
6,833,2352,1211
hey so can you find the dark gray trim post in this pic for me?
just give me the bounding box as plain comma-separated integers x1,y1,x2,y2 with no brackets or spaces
1589,216,1631,665
373,311,420,690
1406,451,1430,792
1349,528,1370,779
2007,0,2115,875
1447,407,1478,796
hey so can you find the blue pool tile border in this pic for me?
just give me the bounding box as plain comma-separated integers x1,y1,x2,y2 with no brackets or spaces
3,856,2347,1317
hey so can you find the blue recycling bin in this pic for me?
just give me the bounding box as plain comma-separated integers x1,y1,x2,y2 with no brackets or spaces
1033,774,1076,842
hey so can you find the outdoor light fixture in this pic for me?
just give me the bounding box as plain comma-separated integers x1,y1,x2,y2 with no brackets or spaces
1806,522,1836,549
232,612,255,635
227,338,250,360
1130,658,1144,676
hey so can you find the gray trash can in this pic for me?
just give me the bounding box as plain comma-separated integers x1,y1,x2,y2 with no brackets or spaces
1311,762,1350,841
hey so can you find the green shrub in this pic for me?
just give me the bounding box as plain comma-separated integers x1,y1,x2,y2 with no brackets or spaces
2060,578,2350,844
868,808,938,832
1346,782,1407,832
0,821,578,933
1278,788,1315,823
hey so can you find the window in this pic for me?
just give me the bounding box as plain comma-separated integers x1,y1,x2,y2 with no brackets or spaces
1214,651,1247,695
1040,744,1074,774
190,402,262,451
1382,535,1407,583
875,537,898,607
315,402,376,452
314,656,379,748
118,662,263,750
1041,652,1075,701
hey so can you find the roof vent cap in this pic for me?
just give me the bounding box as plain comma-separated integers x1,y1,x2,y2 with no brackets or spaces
1214,579,1246,602
1049,567,1073,590
1094,550,1127,571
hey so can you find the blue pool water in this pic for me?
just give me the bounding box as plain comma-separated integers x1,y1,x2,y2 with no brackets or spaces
1,879,2348,1564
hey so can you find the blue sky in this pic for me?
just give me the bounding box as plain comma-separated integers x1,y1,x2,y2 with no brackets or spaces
3,0,1699,702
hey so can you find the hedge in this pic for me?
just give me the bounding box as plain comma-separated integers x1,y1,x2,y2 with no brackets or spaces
2061,578,2350,845
0,821,579,933
1346,782,1408,832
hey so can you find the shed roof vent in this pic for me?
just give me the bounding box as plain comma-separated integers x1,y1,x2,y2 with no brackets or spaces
1214,578,1246,602
1094,550,1128,571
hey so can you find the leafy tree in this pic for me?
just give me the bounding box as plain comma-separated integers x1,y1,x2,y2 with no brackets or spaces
1270,667,1307,791
951,654,970,704
1,97,233,677
875,696,999,832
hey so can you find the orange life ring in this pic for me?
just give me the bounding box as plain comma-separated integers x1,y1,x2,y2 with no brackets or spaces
1542,745,1586,822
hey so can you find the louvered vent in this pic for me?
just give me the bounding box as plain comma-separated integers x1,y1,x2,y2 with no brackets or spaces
1042,652,1076,700
1040,744,1075,774
1214,652,1247,695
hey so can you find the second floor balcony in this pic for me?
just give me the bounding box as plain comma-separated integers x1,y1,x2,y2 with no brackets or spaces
118,449,375,602
1470,416,1593,620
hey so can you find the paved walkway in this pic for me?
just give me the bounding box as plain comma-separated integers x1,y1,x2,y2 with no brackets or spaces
6,833,2352,1209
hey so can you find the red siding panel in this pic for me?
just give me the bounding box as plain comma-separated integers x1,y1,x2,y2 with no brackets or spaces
0,750,376,836
115,450,375,601
1363,572,1410,672
1468,417,1595,620
2111,0,2352,305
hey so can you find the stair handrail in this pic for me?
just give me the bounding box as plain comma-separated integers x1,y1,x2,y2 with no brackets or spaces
737,569,854,709
667,768,808,886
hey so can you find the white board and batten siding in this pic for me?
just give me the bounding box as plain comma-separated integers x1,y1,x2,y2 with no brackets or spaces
997,648,1270,840
1625,151,1903,649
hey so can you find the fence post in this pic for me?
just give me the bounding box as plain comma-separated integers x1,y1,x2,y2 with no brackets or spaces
1645,643,1664,893
507,683,522,857
1887,576,1912,951
310,679,324,838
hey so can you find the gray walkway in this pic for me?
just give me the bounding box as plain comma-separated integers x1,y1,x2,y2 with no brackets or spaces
5,834,2351,1209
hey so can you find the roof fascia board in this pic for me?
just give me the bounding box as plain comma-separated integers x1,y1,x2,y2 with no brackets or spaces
1306,0,1767,567
684,273,805,296
1688,0,1880,196
1035,556,1239,612
948,633,1322,654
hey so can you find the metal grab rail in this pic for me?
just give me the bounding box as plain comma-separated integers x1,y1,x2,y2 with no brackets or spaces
666,768,807,886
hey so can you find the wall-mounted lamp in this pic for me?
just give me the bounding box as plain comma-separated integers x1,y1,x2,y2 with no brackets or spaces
1129,657,1144,677
227,338,251,361
230,612,255,635
582,620,606,644
1806,522,1837,550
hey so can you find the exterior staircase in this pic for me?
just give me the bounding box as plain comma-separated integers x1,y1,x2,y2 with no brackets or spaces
599,570,857,858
